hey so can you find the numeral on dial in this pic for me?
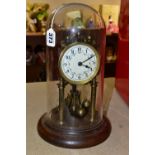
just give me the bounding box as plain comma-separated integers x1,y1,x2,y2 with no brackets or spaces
78,47,81,53
78,74,81,80
84,71,88,77
63,63,67,66
92,61,96,64
66,55,71,60
71,50,75,55
65,69,70,73
71,72,75,79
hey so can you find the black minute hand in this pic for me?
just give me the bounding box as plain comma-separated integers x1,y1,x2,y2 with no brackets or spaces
82,55,95,63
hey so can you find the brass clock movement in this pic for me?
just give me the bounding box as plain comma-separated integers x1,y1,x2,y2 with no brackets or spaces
38,3,111,148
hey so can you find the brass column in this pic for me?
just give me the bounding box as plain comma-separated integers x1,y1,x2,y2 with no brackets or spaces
58,78,64,125
90,78,97,122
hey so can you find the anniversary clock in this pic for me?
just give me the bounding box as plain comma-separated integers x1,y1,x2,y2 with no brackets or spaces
37,3,111,148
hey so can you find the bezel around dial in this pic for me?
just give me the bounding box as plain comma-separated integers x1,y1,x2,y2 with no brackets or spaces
58,42,100,85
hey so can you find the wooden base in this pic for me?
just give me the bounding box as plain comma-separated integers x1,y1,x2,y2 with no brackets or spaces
37,112,111,148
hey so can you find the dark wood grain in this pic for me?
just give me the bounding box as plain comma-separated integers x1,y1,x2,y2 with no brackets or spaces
37,112,111,148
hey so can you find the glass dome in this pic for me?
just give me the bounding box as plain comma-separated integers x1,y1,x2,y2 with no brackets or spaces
38,3,111,148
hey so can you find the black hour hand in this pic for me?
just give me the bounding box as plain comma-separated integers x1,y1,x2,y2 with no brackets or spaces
78,62,92,71
84,64,91,69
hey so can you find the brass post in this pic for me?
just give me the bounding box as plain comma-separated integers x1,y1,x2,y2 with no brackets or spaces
90,78,97,122
58,78,64,125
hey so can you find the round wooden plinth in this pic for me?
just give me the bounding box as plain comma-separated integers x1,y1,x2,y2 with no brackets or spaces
37,113,111,148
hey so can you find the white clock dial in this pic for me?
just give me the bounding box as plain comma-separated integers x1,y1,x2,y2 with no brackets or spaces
59,43,100,84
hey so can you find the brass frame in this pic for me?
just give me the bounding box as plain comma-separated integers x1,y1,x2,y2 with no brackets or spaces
58,42,100,85
90,78,97,122
58,78,64,125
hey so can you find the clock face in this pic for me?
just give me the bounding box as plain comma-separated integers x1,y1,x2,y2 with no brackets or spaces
59,43,100,85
